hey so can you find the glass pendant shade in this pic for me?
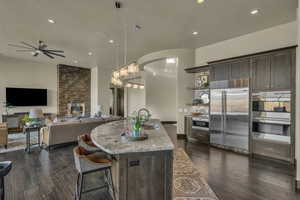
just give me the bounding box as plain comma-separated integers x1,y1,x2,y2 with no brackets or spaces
128,63,139,73
120,67,128,77
113,70,120,78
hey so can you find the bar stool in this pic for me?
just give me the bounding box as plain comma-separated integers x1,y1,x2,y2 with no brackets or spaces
0,161,12,200
78,134,101,153
73,146,115,200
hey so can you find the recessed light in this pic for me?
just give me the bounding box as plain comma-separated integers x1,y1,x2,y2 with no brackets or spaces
251,9,259,15
197,0,205,4
88,52,93,56
109,40,114,44
166,58,176,64
192,31,198,35
48,19,55,24
74,60,78,64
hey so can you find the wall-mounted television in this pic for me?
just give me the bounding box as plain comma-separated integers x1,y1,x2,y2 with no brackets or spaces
6,87,47,106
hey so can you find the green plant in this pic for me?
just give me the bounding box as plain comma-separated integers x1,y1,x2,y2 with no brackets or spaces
2,102,14,114
22,114,32,123
133,116,141,132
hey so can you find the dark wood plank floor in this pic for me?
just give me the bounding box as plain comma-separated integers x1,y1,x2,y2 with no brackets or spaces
0,124,298,200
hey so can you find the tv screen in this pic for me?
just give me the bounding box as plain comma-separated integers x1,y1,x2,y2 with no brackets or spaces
6,88,47,106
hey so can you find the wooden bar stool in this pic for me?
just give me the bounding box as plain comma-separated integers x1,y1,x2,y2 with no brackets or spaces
77,134,101,153
73,146,115,200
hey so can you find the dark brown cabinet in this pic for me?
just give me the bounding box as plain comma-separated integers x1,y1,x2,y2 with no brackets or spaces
210,63,230,82
210,59,250,82
209,49,294,91
230,59,250,80
251,55,271,91
270,50,292,90
251,49,294,91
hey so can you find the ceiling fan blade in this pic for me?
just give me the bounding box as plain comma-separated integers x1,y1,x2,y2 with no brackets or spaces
16,50,33,52
45,49,64,53
33,52,39,57
44,51,65,58
8,44,33,50
21,41,37,49
43,52,54,59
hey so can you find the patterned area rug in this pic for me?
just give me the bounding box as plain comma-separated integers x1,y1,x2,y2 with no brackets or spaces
174,148,219,200
0,132,38,153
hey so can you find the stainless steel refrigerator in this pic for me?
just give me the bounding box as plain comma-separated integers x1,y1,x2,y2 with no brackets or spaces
210,80,249,152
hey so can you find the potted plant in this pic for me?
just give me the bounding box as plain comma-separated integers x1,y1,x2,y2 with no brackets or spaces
133,116,141,136
22,114,33,126
2,102,14,115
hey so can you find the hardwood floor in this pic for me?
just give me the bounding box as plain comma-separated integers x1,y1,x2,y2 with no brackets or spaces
0,124,298,200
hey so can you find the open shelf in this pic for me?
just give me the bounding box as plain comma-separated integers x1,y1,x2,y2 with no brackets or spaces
186,87,210,91
186,103,209,106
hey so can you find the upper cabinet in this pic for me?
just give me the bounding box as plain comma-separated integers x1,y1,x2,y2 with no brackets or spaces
210,62,230,82
252,49,294,91
209,48,295,92
270,50,293,90
210,59,250,82
251,55,271,91
230,59,250,80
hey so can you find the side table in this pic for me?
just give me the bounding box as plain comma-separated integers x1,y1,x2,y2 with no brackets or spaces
23,125,43,153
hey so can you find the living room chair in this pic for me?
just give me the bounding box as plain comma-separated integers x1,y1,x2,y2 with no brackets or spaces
0,124,8,149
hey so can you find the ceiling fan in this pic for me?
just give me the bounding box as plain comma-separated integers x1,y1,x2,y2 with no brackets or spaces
8,40,65,59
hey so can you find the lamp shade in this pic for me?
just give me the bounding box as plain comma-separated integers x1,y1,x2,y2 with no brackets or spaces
29,108,44,119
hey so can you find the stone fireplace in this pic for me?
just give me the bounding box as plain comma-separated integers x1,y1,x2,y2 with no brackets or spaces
57,65,91,116
67,102,85,116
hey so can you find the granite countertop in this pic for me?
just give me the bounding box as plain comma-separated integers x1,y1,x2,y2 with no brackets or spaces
91,119,174,155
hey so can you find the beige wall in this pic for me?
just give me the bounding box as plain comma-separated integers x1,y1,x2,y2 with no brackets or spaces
126,88,145,117
90,66,112,115
91,67,98,115
0,55,57,122
144,59,177,121
296,6,300,184
195,21,297,65
138,49,195,134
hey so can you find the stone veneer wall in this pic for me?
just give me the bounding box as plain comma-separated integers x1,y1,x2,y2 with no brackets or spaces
57,64,91,115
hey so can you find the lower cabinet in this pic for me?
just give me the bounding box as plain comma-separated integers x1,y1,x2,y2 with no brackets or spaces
185,116,209,143
252,138,291,162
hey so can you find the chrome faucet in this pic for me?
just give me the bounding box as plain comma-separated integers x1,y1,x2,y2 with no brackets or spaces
137,108,151,123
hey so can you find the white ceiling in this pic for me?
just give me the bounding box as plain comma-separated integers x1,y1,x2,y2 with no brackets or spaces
0,0,297,69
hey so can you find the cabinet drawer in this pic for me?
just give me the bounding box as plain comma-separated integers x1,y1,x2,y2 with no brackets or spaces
252,139,291,161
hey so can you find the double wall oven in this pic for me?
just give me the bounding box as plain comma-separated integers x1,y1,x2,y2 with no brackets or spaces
251,91,292,162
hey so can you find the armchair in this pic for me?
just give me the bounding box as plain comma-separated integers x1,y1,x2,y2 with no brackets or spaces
0,124,8,149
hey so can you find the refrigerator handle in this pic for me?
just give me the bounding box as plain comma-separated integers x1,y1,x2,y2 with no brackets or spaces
223,90,227,133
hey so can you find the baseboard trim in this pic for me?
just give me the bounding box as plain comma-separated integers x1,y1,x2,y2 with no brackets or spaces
161,121,177,124
177,134,187,140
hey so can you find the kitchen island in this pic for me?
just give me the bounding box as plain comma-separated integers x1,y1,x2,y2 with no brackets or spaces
91,119,174,200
